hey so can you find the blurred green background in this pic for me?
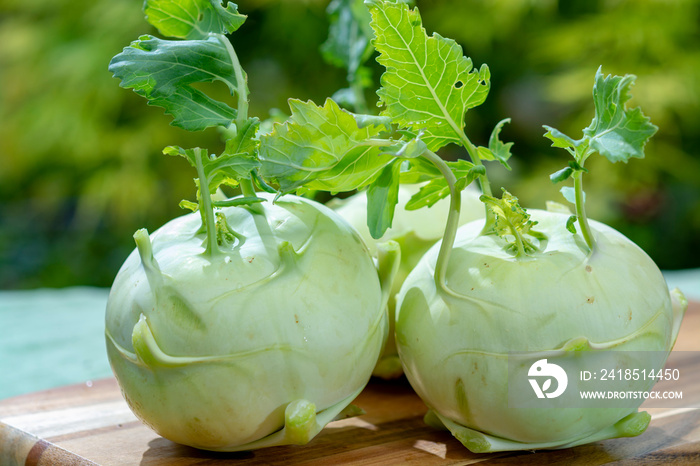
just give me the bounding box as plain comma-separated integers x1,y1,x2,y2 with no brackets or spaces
1,0,699,290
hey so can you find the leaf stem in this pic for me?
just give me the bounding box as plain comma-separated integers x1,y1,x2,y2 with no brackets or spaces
573,169,595,251
239,178,257,197
421,150,460,292
218,33,257,199
219,33,249,126
194,148,219,256
457,131,497,234
459,133,492,197
360,138,395,147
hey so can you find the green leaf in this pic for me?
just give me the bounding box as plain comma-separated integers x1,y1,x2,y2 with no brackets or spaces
258,108,290,136
179,199,199,212
366,161,402,238
568,160,588,172
369,1,490,151
480,190,543,256
550,166,573,184
477,118,513,169
321,0,374,77
404,180,449,211
542,125,581,154
205,154,259,189
164,145,258,194
560,186,581,205
222,117,260,159
391,136,428,159
405,159,476,210
583,68,658,163
109,35,239,131
144,0,246,39
352,113,392,130
398,157,440,184
258,98,394,193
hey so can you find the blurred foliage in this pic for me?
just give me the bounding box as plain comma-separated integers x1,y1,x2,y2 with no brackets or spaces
1,0,698,289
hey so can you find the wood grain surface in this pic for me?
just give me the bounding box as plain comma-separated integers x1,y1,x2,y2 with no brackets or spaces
1,302,698,465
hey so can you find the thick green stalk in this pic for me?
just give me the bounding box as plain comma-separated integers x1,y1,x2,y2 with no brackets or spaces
421,150,461,292
239,178,257,198
219,34,249,127
573,169,596,251
456,132,497,235
219,33,257,199
194,148,219,256
459,133,492,198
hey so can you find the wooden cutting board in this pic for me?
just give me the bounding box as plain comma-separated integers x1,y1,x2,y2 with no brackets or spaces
1,302,698,465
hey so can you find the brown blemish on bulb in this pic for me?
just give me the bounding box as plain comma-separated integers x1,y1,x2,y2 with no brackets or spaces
587,297,595,304
585,265,592,273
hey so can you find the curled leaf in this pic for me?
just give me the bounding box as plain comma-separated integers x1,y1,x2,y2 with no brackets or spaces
480,190,545,257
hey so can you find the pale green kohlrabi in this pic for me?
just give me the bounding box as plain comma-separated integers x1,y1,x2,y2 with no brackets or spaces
332,184,484,379
395,207,687,452
105,0,404,452
392,65,688,452
105,194,396,451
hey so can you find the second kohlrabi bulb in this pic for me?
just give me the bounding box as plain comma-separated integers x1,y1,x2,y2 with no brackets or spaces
395,209,686,452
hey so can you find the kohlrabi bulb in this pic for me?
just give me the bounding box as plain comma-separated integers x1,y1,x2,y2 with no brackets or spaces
395,209,687,452
105,194,390,451
333,184,484,379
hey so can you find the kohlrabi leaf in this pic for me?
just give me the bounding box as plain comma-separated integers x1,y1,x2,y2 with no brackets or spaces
550,166,574,184
109,35,239,131
542,125,582,155
384,136,428,159
583,67,658,163
222,117,260,159
560,186,585,205
144,0,246,40
368,0,490,151
543,68,657,165
542,69,656,251
164,145,258,194
405,159,476,211
321,0,376,113
258,98,394,193
476,118,514,170
480,190,544,256
321,0,374,77
366,160,402,238
404,181,449,211
352,113,392,130
550,161,588,184
398,156,441,184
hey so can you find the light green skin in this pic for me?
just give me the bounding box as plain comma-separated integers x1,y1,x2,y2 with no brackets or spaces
333,185,484,379
395,209,685,451
105,195,388,451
